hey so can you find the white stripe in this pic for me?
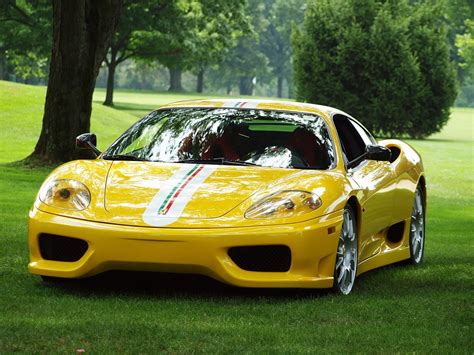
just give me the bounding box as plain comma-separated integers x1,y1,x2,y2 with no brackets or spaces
142,164,218,227
243,101,258,109
222,100,242,108
221,100,261,109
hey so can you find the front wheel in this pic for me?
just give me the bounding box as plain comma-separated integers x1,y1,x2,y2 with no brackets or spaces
333,205,358,295
408,185,425,265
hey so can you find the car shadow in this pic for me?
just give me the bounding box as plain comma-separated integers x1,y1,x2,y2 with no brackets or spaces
38,271,332,301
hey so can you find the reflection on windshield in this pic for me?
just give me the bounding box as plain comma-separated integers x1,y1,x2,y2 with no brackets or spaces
104,108,336,170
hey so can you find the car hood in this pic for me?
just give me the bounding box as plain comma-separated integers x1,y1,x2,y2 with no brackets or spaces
36,160,349,228
104,161,297,226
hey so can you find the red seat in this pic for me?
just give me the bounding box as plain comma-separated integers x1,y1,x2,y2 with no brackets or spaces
202,133,239,160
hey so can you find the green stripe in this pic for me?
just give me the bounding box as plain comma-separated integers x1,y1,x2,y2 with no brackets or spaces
158,164,199,213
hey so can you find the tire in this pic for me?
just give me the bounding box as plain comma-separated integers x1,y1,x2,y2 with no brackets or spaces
408,185,425,265
333,204,358,295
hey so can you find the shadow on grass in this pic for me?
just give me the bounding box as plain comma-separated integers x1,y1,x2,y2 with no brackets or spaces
37,270,332,301
31,244,472,300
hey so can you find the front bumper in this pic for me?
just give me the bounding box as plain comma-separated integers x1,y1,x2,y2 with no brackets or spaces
28,209,342,288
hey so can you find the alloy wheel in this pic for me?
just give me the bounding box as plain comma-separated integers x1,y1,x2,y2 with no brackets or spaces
334,206,358,295
409,187,425,264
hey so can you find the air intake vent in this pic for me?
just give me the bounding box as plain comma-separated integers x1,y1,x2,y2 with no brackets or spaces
39,234,88,262
228,245,291,272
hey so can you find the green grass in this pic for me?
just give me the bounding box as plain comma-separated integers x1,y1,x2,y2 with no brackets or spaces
0,81,138,162
92,87,291,118
93,87,223,118
0,81,473,352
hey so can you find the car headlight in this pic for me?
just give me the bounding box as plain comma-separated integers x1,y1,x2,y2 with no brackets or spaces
245,190,322,219
39,179,91,210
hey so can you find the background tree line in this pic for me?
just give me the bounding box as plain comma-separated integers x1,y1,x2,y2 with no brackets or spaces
0,0,472,162
0,0,306,102
4,0,470,104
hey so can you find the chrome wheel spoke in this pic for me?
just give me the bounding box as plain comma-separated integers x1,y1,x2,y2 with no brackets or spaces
335,208,357,294
410,188,425,263
337,266,345,282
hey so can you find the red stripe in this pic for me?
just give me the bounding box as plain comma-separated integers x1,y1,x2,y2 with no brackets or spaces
239,101,247,108
160,165,204,215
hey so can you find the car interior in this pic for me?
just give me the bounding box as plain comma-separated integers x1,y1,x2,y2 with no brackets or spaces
184,121,333,169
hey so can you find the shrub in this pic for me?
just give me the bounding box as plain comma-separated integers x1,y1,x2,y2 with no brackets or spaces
293,0,457,138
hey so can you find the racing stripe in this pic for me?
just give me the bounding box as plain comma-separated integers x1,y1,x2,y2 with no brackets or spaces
142,164,218,227
159,165,204,215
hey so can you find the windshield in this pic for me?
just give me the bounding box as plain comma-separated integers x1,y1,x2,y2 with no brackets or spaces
103,108,336,170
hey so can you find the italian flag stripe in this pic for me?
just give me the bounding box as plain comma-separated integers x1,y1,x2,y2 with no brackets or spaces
158,164,203,215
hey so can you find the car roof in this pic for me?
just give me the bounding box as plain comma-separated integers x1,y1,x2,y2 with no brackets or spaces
158,99,351,121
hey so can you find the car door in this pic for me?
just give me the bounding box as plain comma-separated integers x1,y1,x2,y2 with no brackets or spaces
333,114,395,261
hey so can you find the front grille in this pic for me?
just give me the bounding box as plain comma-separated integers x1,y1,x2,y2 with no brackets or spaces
39,234,88,262
228,245,291,272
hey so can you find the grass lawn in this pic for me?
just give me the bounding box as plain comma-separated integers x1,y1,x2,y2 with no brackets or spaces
92,87,289,118
0,81,473,352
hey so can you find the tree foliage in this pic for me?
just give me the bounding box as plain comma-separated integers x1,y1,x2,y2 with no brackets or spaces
294,0,458,138
102,0,184,104
456,19,474,79
259,0,306,97
0,0,52,81
209,0,269,95
442,0,474,83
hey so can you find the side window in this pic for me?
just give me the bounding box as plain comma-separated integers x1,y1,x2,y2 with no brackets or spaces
333,114,367,164
349,119,376,145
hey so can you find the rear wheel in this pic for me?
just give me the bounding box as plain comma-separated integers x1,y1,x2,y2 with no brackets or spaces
408,186,425,265
333,205,358,295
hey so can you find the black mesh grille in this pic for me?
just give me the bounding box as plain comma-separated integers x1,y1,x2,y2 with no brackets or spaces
228,245,291,272
39,234,88,262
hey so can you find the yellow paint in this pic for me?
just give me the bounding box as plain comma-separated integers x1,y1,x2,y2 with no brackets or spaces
28,99,424,288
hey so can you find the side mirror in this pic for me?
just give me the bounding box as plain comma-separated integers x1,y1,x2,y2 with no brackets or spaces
365,144,391,162
76,133,101,156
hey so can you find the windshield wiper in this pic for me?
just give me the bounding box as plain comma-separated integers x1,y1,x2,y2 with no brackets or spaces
102,154,150,161
173,158,260,167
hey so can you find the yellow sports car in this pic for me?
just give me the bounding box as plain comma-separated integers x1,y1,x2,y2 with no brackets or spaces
28,99,426,294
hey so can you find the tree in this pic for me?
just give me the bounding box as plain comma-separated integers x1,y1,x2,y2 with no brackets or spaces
293,0,457,138
260,0,305,98
188,0,247,93
131,0,247,93
28,0,122,163
102,0,183,105
214,0,268,96
129,1,194,92
456,20,474,79
442,0,474,83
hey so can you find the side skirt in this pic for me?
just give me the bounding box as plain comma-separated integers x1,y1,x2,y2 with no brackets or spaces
356,216,412,276
356,247,410,276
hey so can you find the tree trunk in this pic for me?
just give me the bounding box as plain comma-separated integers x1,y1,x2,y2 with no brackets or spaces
104,51,117,106
28,0,122,163
168,67,183,92
196,69,205,93
0,47,6,80
277,76,284,98
287,76,294,99
239,77,254,96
